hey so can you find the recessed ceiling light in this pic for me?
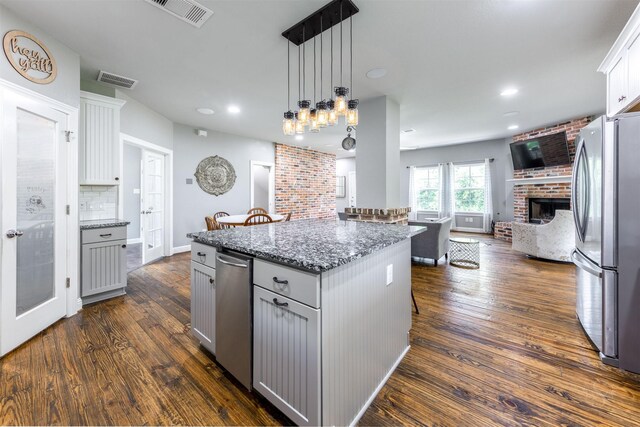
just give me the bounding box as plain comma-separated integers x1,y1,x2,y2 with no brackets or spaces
508,124,519,130
503,111,519,117
366,68,387,79
227,105,241,114
500,88,518,97
196,107,215,115
295,135,304,141
402,128,416,134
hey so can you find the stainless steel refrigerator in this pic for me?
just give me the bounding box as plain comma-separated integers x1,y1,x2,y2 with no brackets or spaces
572,113,640,373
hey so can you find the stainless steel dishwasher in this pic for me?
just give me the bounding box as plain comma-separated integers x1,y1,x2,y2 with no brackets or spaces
215,251,253,390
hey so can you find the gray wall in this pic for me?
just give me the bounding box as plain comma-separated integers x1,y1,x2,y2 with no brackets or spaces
0,5,80,107
400,137,515,222
123,144,141,239
173,124,275,247
116,90,174,150
336,158,356,213
356,96,401,208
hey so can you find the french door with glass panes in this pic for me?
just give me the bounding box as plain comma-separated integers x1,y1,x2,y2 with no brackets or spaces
0,88,68,356
141,149,165,264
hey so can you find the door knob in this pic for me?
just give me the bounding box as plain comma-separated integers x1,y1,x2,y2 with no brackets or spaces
6,229,24,238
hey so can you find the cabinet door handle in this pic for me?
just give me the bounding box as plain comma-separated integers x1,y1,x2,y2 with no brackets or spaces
115,177,120,181
197,252,206,257
100,233,112,238
272,277,289,285
209,278,215,285
273,298,288,308
122,244,127,248
619,95,627,102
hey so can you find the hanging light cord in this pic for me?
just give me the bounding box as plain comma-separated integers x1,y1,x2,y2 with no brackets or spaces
340,2,343,87
313,35,316,104
287,34,290,111
330,23,334,93
303,25,306,101
320,14,323,101
298,44,301,104
350,14,353,99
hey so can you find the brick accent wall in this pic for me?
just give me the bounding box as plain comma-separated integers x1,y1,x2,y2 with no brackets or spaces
275,143,336,220
495,116,591,242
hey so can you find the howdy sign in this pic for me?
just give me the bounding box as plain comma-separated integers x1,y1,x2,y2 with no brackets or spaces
3,30,57,84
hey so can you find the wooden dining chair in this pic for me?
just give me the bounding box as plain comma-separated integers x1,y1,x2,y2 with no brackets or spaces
247,207,267,215
205,216,219,231
243,213,273,226
213,211,230,229
284,212,292,221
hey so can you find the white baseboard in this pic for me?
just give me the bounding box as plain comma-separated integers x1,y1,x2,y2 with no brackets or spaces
172,244,191,255
127,237,142,244
453,226,488,233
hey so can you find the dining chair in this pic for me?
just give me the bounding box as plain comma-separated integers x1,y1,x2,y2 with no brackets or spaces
205,216,219,231
243,213,273,226
284,212,292,221
247,207,267,215
214,211,230,229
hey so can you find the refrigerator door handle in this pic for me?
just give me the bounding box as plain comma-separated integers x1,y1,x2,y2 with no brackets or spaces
571,138,589,243
571,249,602,278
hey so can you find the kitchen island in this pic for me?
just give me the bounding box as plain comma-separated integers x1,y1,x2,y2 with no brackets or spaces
188,219,425,426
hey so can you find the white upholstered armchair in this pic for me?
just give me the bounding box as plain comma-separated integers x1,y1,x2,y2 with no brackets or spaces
511,210,576,262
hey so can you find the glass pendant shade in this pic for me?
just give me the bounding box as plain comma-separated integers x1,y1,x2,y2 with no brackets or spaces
294,113,305,134
327,100,338,126
346,99,359,126
334,87,349,116
309,109,320,133
297,100,311,125
282,111,295,135
316,101,328,128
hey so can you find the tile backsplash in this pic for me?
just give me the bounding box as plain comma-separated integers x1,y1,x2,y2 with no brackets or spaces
79,186,118,220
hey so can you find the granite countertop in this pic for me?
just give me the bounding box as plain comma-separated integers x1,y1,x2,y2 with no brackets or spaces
188,219,426,272
80,219,130,230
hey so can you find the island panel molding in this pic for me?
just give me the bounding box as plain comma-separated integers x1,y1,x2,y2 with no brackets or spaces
194,155,237,196
3,30,57,84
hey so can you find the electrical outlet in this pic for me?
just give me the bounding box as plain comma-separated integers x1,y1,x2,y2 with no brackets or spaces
386,264,393,286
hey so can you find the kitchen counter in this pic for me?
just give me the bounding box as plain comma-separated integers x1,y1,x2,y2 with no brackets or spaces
189,218,422,426
188,219,425,272
80,218,130,230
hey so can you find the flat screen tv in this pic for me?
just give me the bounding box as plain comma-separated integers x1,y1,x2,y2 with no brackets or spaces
509,131,571,170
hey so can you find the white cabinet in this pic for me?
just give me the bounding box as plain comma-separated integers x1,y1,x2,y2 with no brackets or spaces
81,226,127,304
606,55,628,116
253,286,321,427
600,5,640,116
191,260,216,354
79,91,126,185
626,29,640,104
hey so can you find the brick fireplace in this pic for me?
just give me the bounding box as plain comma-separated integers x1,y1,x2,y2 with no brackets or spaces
494,116,591,242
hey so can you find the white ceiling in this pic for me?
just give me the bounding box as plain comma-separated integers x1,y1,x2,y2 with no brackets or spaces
1,0,637,159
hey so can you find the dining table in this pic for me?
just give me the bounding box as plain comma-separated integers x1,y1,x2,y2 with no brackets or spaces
216,213,286,227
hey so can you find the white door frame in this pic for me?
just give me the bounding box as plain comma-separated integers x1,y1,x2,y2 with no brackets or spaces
348,170,357,207
0,79,80,319
250,161,275,212
119,133,174,257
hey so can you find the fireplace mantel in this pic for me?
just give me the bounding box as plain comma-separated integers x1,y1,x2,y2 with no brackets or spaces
507,175,572,185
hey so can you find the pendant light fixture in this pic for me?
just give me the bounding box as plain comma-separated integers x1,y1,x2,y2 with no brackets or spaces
281,0,359,136
346,14,359,126
282,33,295,135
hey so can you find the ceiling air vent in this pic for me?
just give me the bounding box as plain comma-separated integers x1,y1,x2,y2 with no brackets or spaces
145,0,213,28
97,71,138,90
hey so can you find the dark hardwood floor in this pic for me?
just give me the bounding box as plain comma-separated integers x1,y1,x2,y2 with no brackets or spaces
2,233,640,426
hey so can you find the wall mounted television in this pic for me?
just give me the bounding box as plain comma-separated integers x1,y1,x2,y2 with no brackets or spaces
509,131,571,170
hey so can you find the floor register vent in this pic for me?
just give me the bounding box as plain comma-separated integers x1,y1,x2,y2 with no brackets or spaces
145,0,213,28
97,71,138,90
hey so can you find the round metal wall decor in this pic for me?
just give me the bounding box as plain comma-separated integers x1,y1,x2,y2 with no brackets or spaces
194,155,236,196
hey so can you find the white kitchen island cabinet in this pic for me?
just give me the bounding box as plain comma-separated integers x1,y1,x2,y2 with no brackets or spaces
189,219,425,426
